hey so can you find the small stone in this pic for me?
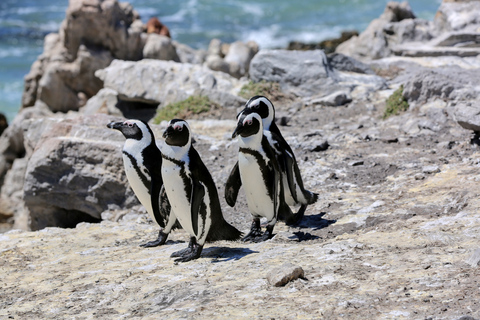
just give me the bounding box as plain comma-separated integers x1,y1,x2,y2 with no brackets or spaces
465,248,480,267
267,263,305,287
309,141,329,152
414,173,426,180
422,165,440,174
349,160,364,166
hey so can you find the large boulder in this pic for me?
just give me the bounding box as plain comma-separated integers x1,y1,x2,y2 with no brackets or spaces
455,101,480,132
249,49,386,100
399,66,480,106
335,1,431,60
21,0,145,112
22,114,137,230
94,59,247,112
142,34,180,62
434,0,480,33
205,39,259,79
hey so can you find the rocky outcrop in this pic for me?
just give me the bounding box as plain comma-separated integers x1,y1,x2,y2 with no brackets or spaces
336,1,431,60
205,39,259,79
337,0,480,60
21,0,257,116
92,59,247,114
22,0,146,113
249,49,386,103
21,114,138,230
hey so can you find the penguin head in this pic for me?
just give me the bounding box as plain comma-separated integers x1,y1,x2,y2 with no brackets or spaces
232,113,262,139
107,119,152,141
163,119,191,147
239,95,275,130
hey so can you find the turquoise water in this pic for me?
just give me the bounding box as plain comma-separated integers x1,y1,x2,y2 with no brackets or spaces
0,0,441,123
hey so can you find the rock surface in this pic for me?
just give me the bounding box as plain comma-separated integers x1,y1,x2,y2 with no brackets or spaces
2,1,480,319
94,59,247,111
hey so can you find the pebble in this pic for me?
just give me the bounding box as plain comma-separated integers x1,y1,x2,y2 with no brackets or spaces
266,263,305,287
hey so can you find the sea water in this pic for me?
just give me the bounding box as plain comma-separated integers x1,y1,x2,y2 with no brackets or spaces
0,0,441,123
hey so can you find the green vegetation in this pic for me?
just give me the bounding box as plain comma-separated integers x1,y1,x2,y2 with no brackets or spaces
239,80,283,100
152,95,218,124
383,85,409,119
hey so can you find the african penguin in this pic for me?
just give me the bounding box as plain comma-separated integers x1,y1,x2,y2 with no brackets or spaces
230,112,290,242
160,119,242,262
107,119,179,247
226,95,318,224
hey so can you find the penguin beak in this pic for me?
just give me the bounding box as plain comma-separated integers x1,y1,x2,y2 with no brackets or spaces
107,121,123,131
162,126,173,139
232,120,244,139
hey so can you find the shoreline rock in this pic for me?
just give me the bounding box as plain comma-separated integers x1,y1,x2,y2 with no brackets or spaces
1,1,480,317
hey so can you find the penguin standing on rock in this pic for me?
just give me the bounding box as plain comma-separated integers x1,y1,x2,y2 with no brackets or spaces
107,119,179,247
230,112,288,242
226,95,318,223
160,119,242,262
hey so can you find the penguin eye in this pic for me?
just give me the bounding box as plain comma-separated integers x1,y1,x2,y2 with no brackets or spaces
253,104,259,109
127,122,134,128
175,125,183,131
246,120,253,125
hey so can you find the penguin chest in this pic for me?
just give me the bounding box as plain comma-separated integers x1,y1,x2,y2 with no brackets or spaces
161,161,199,237
238,152,275,220
122,153,154,222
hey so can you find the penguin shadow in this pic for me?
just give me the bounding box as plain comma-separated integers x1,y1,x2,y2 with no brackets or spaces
291,212,336,232
201,246,258,263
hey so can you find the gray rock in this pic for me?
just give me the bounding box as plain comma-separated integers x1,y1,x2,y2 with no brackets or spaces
205,55,231,75
466,248,480,267
266,263,305,287
80,88,122,117
142,34,180,62
250,49,337,97
205,39,258,78
455,101,480,132
250,49,386,99
0,105,52,186
224,41,258,78
22,0,144,112
327,53,375,74
310,91,352,107
336,2,425,60
173,41,207,64
23,114,137,230
401,66,480,106
434,1,480,33
95,59,247,109
422,165,440,174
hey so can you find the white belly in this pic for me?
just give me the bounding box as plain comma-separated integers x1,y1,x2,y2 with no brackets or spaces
161,160,212,241
238,153,275,220
123,154,155,223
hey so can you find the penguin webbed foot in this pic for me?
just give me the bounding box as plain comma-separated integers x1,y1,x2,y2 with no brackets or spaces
285,204,307,226
241,218,263,242
242,220,274,242
139,230,168,248
173,243,203,263
252,224,274,243
171,247,192,258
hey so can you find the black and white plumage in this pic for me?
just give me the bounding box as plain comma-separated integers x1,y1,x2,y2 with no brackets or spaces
107,119,179,247
230,112,290,242
160,119,242,262
226,95,318,223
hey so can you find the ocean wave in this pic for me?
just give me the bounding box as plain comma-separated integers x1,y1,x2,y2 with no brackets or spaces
0,47,30,59
242,24,347,49
0,5,66,16
161,0,198,23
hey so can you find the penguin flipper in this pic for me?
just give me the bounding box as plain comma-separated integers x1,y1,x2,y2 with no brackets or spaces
151,178,166,229
282,150,298,203
225,161,242,207
191,179,205,237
